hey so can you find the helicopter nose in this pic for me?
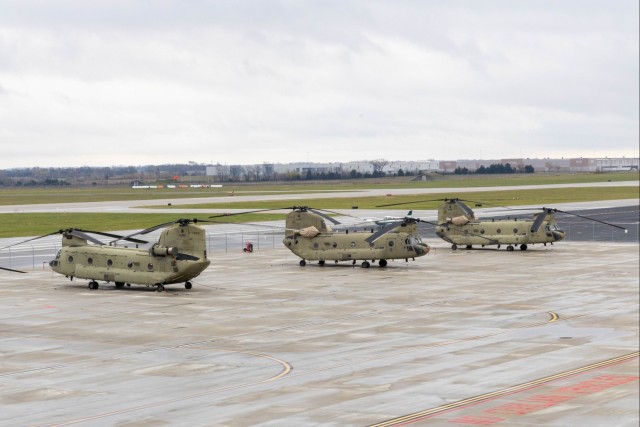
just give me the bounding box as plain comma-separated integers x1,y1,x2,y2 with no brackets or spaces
552,230,566,241
413,243,430,255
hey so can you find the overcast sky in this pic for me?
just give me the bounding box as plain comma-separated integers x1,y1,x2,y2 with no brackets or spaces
0,0,638,169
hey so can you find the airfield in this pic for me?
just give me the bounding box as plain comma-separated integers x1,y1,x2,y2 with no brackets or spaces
0,186,639,426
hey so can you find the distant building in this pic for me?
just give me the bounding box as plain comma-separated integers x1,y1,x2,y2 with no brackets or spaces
204,157,639,177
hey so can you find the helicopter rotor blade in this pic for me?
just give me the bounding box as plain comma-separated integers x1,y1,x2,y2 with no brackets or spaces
307,208,341,225
553,209,628,232
0,230,62,251
0,227,116,251
376,198,445,208
365,220,404,243
70,229,105,246
530,211,548,233
75,229,149,244
1,265,27,273
208,208,283,219
114,220,183,243
363,217,434,243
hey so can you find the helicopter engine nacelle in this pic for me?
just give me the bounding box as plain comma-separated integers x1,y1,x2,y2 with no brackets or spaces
448,216,470,226
294,226,320,238
151,245,178,257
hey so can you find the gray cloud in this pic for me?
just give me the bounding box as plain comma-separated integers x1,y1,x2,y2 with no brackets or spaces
0,0,637,168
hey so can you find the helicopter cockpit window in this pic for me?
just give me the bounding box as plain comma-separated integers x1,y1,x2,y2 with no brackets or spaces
55,250,61,259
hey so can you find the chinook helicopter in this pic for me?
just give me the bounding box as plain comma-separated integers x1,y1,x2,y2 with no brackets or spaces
230,206,430,267
378,198,627,251
1,220,211,291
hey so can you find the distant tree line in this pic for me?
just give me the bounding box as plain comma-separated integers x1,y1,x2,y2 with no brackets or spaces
454,163,535,175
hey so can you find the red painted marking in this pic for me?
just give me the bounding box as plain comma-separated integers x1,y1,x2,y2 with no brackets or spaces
448,415,504,425
448,374,639,425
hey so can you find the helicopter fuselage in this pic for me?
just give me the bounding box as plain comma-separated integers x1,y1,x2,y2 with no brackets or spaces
436,218,566,249
283,228,429,266
50,245,210,285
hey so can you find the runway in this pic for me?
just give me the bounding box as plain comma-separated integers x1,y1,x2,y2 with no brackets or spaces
1,242,638,426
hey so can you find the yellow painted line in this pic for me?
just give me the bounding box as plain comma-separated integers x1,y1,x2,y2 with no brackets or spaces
369,351,639,427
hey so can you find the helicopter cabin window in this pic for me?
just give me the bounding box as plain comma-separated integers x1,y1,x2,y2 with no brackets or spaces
480,229,485,234
87,257,93,265
107,259,113,267
388,240,394,247
127,261,133,269
351,241,356,248
147,263,153,271
67,255,74,263
313,242,319,249
513,228,518,234
332,242,337,248
463,229,469,235
496,228,502,234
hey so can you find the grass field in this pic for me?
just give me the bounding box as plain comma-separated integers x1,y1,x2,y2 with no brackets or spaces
0,172,637,238
0,171,637,205
151,186,638,211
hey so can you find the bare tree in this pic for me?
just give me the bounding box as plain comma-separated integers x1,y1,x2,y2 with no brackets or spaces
369,159,388,176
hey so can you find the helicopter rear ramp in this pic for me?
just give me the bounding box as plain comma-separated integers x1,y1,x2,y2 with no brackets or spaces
1,242,638,426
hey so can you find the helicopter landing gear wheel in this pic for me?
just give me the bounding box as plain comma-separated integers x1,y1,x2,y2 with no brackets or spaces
88,281,99,290
318,260,325,266
379,259,387,267
361,261,370,268
299,260,306,267
507,245,515,251
451,244,458,250
156,284,165,292
185,282,192,289
520,244,528,251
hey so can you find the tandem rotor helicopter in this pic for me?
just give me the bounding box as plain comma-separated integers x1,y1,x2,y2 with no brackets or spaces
220,206,430,268
377,198,627,251
1,219,212,291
